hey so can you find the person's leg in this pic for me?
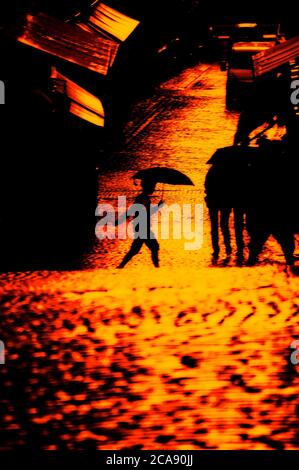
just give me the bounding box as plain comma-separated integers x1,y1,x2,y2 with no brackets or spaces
248,230,269,265
146,237,160,267
208,207,220,258
234,207,245,258
220,207,232,255
273,229,295,265
117,239,143,268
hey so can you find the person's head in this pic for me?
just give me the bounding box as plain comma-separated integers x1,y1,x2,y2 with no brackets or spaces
141,180,156,195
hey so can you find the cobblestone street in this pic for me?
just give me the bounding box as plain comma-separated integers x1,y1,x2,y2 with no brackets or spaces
1,63,299,450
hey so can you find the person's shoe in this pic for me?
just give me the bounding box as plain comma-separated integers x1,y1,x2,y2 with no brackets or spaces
153,258,160,268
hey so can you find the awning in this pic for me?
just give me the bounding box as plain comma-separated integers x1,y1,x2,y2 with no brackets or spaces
253,36,299,76
76,23,119,66
51,68,105,127
85,3,140,43
75,3,140,66
18,13,118,75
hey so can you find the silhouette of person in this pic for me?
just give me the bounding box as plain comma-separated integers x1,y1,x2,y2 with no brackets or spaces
247,216,295,266
205,159,247,262
117,180,163,268
246,146,295,266
233,71,291,147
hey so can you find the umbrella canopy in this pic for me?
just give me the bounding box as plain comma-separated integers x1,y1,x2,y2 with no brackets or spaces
207,146,261,164
133,167,194,186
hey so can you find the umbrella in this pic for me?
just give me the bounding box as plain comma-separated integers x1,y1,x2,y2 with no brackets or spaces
207,121,279,165
207,146,261,164
133,167,194,186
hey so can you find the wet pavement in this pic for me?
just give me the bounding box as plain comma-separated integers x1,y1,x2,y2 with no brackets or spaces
1,63,299,450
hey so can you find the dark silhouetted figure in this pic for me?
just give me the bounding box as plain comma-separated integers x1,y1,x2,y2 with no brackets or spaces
233,72,289,146
246,141,295,266
205,158,247,261
117,180,163,268
231,69,297,266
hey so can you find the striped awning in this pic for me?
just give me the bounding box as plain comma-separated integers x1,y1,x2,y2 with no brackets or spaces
86,3,140,43
76,23,119,66
51,68,105,127
18,13,118,75
74,3,139,66
253,36,299,76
